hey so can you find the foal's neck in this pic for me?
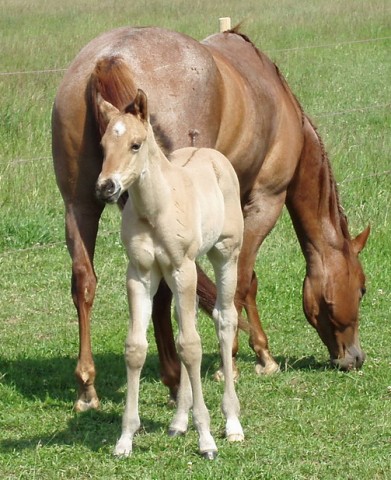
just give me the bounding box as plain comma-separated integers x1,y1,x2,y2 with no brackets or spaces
129,125,172,221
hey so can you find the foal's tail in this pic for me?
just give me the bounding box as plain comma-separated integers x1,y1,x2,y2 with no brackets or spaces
89,56,138,136
196,265,250,333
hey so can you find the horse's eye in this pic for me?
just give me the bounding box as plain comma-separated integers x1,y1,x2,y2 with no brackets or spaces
360,287,366,299
131,143,141,152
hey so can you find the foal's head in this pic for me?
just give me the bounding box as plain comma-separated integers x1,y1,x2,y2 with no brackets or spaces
303,226,370,370
95,89,150,203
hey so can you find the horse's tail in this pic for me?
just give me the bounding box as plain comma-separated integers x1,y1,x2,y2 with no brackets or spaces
89,56,138,137
196,264,250,333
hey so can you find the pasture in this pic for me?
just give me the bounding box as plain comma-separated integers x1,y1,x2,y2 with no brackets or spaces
0,0,390,478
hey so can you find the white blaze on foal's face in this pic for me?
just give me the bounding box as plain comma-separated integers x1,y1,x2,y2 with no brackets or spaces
113,120,127,137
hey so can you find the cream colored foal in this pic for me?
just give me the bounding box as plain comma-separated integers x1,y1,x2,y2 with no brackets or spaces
95,89,244,460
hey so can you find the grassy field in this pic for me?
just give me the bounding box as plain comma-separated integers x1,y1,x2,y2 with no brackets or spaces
0,0,390,478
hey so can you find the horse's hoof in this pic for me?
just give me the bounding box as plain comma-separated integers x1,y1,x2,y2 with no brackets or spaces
74,397,100,412
255,360,280,376
201,450,218,460
227,433,244,442
168,428,186,437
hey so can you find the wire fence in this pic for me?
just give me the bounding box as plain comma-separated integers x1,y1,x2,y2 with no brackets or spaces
0,34,390,77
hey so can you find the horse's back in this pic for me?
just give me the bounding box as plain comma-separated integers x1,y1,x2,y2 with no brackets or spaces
53,27,223,154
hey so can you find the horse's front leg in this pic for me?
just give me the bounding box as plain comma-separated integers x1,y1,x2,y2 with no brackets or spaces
114,263,160,457
166,260,218,460
236,191,286,375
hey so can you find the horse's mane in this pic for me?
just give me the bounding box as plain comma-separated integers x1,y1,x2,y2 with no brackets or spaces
228,26,350,239
89,56,173,155
304,115,350,239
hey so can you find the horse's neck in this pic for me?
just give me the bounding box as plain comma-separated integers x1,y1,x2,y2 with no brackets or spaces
128,126,171,221
286,118,350,265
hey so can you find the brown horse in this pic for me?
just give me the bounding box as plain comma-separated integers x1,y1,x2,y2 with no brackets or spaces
52,26,369,412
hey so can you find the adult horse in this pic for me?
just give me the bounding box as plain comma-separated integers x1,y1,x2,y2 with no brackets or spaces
52,26,369,412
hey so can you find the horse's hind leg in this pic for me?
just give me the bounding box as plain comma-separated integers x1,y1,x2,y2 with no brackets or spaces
152,281,181,403
66,201,104,411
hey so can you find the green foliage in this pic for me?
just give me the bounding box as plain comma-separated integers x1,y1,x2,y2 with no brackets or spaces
0,1,390,478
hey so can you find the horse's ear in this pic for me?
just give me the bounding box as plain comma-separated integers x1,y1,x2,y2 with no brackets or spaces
352,225,370,255
96,93,120,127
125,89,148,122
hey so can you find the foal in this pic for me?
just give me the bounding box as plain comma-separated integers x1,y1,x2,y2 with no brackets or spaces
95,89,244,459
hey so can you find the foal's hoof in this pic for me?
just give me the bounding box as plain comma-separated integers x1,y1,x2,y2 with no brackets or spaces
201,450,218,460
227,433,245,442
168,428,186,437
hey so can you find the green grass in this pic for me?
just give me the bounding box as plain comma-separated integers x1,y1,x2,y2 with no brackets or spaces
0,0,390,478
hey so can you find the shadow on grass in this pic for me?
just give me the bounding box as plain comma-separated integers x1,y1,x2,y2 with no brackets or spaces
0,350,330,406
274,354,330,372
0,350,334,453
0,351,164,405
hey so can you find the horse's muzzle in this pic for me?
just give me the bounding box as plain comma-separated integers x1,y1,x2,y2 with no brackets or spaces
331,345,366,371
95,178,121,204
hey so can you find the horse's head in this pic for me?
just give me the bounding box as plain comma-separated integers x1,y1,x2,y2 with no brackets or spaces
95,89,149,204
303,226,370,370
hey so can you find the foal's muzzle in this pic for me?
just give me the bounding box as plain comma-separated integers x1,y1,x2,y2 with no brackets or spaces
95,178,122,204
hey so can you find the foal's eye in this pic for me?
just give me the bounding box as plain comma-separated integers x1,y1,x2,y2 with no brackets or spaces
131,143,141,152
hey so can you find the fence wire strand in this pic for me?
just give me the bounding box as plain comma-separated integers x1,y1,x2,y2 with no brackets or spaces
0,35,390,77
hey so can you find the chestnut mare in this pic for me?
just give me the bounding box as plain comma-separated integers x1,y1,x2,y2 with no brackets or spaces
52,26,369,412
95,88,244,458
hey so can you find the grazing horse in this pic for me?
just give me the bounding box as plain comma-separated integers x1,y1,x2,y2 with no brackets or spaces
51,26,369,412
95,88,244,458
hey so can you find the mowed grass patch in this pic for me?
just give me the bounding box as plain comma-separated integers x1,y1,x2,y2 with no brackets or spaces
1,0,390,478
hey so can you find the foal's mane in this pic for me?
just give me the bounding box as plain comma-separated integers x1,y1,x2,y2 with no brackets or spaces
228,26,350,239
89,56,173,155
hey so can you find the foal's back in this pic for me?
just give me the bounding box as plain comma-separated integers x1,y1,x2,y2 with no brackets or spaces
169,147,242,256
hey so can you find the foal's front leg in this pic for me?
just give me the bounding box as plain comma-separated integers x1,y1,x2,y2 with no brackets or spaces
166,260,218,459
209,249,244,443
114,263,160,457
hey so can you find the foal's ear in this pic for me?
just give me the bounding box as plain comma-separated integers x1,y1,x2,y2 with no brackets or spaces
352,225,370,255
96,93,120,126
125,89,149,122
